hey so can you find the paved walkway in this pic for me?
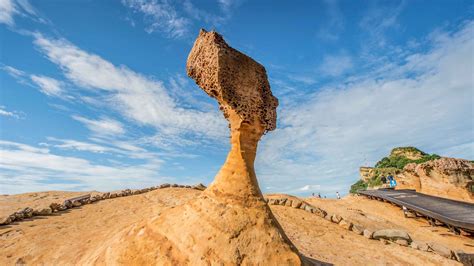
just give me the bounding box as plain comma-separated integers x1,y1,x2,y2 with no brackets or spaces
359,189,474,232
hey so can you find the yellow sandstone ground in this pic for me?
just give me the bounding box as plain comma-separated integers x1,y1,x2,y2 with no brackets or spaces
1,188,472,265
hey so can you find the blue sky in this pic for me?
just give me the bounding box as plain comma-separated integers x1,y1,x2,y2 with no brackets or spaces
0,0,473,196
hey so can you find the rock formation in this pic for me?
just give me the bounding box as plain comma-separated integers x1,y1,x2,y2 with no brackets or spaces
86,29,304,265
397,157,474,202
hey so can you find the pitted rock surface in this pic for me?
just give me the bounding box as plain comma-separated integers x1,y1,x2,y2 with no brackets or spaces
186,29,278,133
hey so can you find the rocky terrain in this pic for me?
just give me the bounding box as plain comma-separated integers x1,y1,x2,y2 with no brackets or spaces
1,188,473,265
354,147,473,202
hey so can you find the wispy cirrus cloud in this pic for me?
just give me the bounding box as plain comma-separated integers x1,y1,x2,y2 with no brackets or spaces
2,65,67,98
0,106,22,119
122,0,244,38
122,0,190,38
319,53,353,77
72,115,126,136
0,140,165,194
32,33,226,142
0,0,48,26
30,75,63,97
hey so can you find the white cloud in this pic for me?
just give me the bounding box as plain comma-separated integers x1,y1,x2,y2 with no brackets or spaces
257,21,474,196
0,0,17,26
33,34,226,141
0,106,21,119
30,74,63,97
319,54,353,77
72,115,126,136
0,140,165,194
299,184,321,191
122,0,190,38
0,0,46,26
1,65,24,77
317,0,344,42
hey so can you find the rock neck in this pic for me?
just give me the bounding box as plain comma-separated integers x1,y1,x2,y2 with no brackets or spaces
205,110,265,203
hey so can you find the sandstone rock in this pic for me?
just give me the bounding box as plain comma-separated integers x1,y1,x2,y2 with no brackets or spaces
23,207,34,218
185,185,192,188
72,201,82,207
331,214,343,223
14,211,24,220
50,203,61,211
428,242,453,259
291,200,302,208
324,213,332,222
92,29,302,265
410,240,429,251
57,204,68,211
0,216,12,225
373,229,411,242
398,157,473,202
363,229,374,239
192,183,206,191
171,184,178,187
313,208,327,218
109,193,117,199
101,192,110,199
279,198,287,205
304,204,314,213
339,220,353,230
454,250,474,266
36,208,52,216
285,199,293,207
379,239,390,245
395,239,409,246
161,183,171,188
351,224,364,235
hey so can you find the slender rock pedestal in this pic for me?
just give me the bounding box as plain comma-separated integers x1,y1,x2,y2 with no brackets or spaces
88,29,304,265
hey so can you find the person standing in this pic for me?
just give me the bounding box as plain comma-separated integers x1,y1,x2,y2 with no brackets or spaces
336,192,341,199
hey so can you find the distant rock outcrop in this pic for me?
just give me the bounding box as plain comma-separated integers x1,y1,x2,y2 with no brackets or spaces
397,157,474,202
90,29,303,265
353,147,473,202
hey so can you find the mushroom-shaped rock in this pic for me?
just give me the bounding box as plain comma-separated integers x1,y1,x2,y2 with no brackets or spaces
88,29,304,265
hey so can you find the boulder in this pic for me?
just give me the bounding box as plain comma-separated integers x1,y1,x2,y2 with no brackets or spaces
171,184,178,187
36,208,52,216
303,204,314,213
23,207,34,218
291,200,302,208
109,193,117,199
50,203,61,212
410,240,429,251
363,229,374,239
324,213,332,222
0,216,12,225
454,250,474,266
339,220,353,230
395,239,409,246
279,198,287,205
351,224,364,235
331,214,343,223
373,229,411,242
72,201,82,207
14,211,24,220
428,242,453,259
161,183,171,188
285,199,293,206
313,208,327,218
57,204,68,211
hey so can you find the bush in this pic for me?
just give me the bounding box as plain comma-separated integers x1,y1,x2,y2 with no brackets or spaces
375,153,441,169
350,180,368,194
